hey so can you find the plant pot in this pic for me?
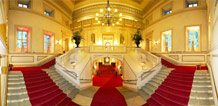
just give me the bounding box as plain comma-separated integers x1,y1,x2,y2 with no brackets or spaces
75,41,80,48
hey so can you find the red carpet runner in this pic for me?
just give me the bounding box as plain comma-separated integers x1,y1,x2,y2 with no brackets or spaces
91,65,127,106
11,59,80,106
143,59,203,106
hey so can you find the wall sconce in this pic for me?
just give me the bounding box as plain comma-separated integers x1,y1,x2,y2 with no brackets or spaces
56,40,61,44
154,41,159,44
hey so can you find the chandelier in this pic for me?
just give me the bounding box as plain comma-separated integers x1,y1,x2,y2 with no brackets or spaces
95,0,122,26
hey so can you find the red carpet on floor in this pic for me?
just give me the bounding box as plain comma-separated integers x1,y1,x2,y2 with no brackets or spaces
91,65,127,106
10,59,80,106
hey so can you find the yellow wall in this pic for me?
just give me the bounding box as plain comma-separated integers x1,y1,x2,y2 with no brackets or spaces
8,0,72,53
142,0,208,53
78,26,138,47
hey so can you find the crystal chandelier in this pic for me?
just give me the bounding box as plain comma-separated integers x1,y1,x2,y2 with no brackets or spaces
95,0,122,26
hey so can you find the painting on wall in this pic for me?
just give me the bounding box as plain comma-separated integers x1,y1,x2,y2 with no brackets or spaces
120,34,124,44
91,33,95,44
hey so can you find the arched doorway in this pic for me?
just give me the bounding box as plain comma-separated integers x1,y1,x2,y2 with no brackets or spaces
92,57,123,87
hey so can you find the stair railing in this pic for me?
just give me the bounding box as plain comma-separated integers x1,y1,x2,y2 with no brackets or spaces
137,49,162,89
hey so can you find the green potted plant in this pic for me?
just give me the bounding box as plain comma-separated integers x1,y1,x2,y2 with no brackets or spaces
72,29,83,48
132,28,143,48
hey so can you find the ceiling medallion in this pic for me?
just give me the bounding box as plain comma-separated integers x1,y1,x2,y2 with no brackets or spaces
95,0,122,26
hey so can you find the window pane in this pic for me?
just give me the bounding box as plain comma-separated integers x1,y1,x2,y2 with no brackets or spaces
23,40,27,48
193,4,198,7
44,43,48,49
44,35,46,41
169,41,171,49
194,40,199,48
194,31,198,39
23,5,27,8
169,35,171,41
18,4,22,7
18,31,22,39
17,40,22,48
23,31,27,39
189,40,193,48
47,36,50,42
165,35,168,41
189,31,193,39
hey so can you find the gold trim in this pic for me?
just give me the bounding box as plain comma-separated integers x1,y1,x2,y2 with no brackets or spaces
1,66,8,74
11,56,34,63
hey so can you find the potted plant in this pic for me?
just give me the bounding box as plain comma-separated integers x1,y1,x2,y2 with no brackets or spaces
72,29,83,48
132,29,143,48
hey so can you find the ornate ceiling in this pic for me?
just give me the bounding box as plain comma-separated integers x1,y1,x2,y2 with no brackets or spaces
62,0,152,10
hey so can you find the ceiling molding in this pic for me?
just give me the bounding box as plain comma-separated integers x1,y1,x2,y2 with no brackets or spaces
72,3,143,22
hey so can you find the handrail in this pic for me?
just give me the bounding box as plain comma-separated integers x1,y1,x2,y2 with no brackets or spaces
207,63,218,103
123,58,137,80
140,62,161,81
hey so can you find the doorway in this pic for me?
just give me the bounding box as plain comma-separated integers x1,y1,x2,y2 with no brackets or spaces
92,57,122,87
65,38,69,52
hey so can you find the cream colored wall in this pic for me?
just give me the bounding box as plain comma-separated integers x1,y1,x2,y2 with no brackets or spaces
8,0,72,54
207,0,218,104
77,26,138,47
142,0,208,53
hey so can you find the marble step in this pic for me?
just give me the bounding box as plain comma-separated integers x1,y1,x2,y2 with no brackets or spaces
142,86,153,96
57,80,68,87
8,84,26,90
8,74,23,77
7,94,29,101
146,83,158,90
192,82,212,87
7,100,31,106
191,86,213,93
8,81,25,85
8,77,24,80
194,75,210,79
8,79,25,84
190,92,214,100
193,78,211,83
154,74,166,80
188,98,215,106
67,89,79,99
195,73,209,76
138,89,150,101
152,78,163,84
65,86,76,94
61,84,73,92
8,88,27,95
